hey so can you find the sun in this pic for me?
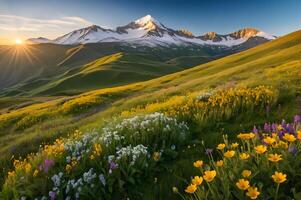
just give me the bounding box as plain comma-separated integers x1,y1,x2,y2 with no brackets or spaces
15,38,23,45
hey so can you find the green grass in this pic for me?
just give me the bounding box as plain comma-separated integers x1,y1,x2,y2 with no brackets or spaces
0,30,301,198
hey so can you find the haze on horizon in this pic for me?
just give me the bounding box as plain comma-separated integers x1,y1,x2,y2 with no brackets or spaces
1,0,301,45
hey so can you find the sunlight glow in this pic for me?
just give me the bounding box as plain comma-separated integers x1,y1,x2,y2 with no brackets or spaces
15,38,23,45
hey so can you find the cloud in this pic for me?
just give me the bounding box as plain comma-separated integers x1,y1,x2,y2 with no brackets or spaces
0,14,94,38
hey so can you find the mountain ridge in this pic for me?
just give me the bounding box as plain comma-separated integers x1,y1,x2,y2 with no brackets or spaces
27,15,276,47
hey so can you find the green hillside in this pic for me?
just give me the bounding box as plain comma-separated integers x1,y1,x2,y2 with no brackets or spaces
0,43,234,96
0,30,301,199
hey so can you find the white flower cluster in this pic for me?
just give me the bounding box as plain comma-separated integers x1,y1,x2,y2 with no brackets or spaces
102,112,189,145
64,131,98,162
115,144,148,165
65,168,99,199
196,92,213,101
100,129,125,147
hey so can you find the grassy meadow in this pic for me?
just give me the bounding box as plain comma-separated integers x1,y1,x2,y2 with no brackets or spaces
0,30,301,199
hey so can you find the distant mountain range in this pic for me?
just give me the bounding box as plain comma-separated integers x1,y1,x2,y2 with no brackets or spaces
27,15,276,47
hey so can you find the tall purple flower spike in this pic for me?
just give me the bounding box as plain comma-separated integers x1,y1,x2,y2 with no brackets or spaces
286,123,295,133
263,123,271,133
294,115,301,124
271,123,277,132
253,126,258,134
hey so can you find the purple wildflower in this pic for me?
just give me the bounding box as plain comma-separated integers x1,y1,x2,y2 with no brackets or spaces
40,159,55,173
271,123,277,132
108,161,118,174
253,126,258,134
289,146,298,155
286,123,295,133
263,123,271,133
49,191,56,200
278,131,284,139
294,115,301,124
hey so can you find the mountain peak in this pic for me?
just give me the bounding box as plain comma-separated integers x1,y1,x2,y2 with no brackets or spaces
230,28,260,39
134,15,155,25
204,32,217,39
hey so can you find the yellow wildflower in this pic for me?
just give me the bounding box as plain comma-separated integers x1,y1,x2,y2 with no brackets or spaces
65,164,72,173
239,153,250,160
193,160,203,168
203,170,217,182
185,184,197,193
89,154,95,160
272,171,287,184
277,125,283,131
236,179,250,190
217,143,226,150
224,150,235,158
254,145,267,154
153,152,161,161
268,153,282,163
283,133,296,142
7,171,16,178
237,133,255,140
231,142,239,148
263,136,276,145
242,170,252,178
191,176,203,186
246,187,260,199
24,163,32,173
216,160,224,167
33,169,39,177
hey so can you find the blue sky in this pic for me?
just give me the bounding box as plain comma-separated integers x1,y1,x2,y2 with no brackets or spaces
1,0,301,44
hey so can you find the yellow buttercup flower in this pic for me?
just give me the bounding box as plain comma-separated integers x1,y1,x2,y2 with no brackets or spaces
224,150,235,158
231,142,239,148
239,153,250,160
217,143,226,150
203,170,217,182
268,153,282,162
89,154,95,160
246,187,260,199
272,171,287,184
33,169,39,177
216,160,224,167
193,160,203,168
24,163,32,173
277,125,283,131
283,133,296,142
237,133,255,140
254,145,267,154
263,136,276,145
153,152,161,161
191,176,203,186
242,170,252,178
236,179,250,190
7,171,16,179
65,164,72,173
185,184,197,193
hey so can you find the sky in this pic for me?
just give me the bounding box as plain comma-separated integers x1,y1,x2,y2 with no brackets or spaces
1,0,301,44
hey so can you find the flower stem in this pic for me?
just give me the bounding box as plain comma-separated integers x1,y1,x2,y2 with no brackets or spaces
275,183,280,200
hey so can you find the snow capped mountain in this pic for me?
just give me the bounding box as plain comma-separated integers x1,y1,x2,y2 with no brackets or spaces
27,15,276,47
